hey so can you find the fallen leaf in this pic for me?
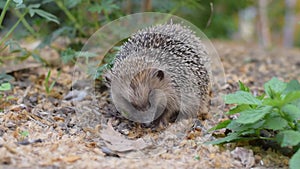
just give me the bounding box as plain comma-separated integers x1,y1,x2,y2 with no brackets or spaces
99,120,152,152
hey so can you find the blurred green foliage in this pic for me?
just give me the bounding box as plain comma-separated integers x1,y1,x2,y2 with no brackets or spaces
0,0,299,68
1,0,299,46
156,0,254,38
0,0,256,41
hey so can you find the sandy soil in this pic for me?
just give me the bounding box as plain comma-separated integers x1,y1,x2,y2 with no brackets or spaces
0,41,299,169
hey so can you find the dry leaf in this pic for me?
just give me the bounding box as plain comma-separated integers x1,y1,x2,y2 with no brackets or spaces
99,121,151,152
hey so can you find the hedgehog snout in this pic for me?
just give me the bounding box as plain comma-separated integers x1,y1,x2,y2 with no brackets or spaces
130,99,150,111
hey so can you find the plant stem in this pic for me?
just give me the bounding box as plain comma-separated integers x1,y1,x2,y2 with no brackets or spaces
259,136,276,141
0,0,11,28
0,10,28,46
288,121,296,130
14,9,36,37
0,55,18,60
45,70,51,94
279,109,297,130
54,0,85,36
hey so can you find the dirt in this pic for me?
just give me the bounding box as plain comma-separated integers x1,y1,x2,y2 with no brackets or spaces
0,40,299,169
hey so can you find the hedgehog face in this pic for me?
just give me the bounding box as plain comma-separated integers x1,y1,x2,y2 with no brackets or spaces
129,68,164,109
111,68,168,123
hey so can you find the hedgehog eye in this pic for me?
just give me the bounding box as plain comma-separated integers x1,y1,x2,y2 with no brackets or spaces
148,100,151,108
154,70,164,81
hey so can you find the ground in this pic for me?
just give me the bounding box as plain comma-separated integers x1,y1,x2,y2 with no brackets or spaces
0,41,299,169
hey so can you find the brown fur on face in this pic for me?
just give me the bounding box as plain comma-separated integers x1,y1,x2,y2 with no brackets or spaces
129,68,166,110
128,68,179,124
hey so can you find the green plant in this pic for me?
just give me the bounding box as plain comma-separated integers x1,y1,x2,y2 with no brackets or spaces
61,46,117,80
208,77,300,169
0,82,11,100
60,46,115,80
44,69,61,94
19,130,29,140
38,0,123,49
53,0,85,36
0,40,46,64
0,74,13,111
60,47,98,64
0,0,59,64
90,46,118,80
88,0,119,22
0,73,13,99
0,82,11,91
0,0,59,47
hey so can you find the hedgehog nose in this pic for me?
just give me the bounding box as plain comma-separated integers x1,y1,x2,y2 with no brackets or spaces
131,102,150,111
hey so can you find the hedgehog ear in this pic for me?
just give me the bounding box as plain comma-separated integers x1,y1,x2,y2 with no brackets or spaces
154,70,164,81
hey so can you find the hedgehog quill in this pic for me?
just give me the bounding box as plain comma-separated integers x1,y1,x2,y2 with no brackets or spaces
106,23,210,127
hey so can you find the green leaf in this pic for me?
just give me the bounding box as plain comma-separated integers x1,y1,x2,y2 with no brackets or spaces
239,129,257,136
29,8,60,24
31,53,46,64
226,104,251,115
290,149,300,169
88,0,119,14
64,0,82,8
263,117,288,130
99,0,119,13
238,81,250,92
282,91,300,105
208,119,231,132
88,4,103,13
205,133,241,145
226,120,241,131
283,79,300,94
13,0,23,7
19,130,29,137
13,0,23,4
236,106,272,124
5,39,23,53
27,3,41,9
224,91,262,105
75,51,98,58
282,104,300,121
256,93,266,100
264,77,287,97
61,48,76,63
263,97,283,107
0,82,11,91
228,119,265,132
194,155,200,160
276,130,300,147
0,73,13,84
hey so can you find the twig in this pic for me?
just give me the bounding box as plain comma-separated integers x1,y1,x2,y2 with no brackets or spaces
205,2,214,28
17,85,31,104
16,138,43,145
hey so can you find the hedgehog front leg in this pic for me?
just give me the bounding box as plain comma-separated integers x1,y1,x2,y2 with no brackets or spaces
155,109,179,128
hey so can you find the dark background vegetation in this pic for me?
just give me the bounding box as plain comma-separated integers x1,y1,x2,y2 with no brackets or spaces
1,0,299,52
0,1,300,168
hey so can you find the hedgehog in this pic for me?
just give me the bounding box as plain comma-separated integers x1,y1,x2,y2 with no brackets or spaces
106,23,210,127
